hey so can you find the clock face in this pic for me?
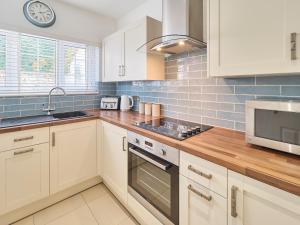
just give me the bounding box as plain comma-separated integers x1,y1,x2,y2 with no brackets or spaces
23,1,56,27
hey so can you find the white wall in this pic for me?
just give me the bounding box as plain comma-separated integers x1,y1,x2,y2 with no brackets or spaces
0,0,116,45
117,0,162,28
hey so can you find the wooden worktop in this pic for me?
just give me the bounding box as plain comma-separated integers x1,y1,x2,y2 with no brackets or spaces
96,110,300,197
0,109,299,196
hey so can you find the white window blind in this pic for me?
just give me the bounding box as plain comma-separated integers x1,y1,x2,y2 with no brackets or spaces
0,29,99,95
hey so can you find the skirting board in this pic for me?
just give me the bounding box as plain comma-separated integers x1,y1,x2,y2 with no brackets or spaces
0,176,102,225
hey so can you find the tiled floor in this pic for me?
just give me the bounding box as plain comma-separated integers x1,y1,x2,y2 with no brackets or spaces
12,184,139,225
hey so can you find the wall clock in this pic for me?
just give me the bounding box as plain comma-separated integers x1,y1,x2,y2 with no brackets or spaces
23,0,56,28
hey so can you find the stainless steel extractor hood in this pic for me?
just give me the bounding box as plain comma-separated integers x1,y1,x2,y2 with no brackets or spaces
138,0,207,55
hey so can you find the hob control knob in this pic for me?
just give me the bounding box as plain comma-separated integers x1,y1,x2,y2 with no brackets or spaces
161,149,166,156
135,138,140,144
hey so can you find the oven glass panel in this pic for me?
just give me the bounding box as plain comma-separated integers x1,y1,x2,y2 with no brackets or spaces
255,109,300,145
128,146,179,224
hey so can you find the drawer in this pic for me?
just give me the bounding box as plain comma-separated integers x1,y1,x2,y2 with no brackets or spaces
180,175,227,225
180,151,227,197
0,128,49,152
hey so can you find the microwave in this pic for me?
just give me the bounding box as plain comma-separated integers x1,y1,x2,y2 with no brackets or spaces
246,99,300,156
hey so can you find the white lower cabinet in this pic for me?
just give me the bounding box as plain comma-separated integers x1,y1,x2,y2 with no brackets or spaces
101,121,128,204
0,143,49,214
180,175,227,225
50,120,97,194
228,170,300,225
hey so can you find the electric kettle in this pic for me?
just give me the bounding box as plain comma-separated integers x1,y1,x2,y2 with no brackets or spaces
120,95,134,111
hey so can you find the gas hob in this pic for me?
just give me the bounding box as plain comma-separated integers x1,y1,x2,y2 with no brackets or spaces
133,117,213,141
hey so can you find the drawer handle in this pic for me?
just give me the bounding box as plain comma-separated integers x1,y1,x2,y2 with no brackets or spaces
14,136,34,142
231,186,238,218
14,148,34,156
188,184,212,202
188,165,212,180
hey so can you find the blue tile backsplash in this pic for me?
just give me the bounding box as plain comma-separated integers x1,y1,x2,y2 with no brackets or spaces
0,82,115,118
1,48,300,132
116,49,300,132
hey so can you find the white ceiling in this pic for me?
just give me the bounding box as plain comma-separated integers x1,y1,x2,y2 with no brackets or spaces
57,0,147,18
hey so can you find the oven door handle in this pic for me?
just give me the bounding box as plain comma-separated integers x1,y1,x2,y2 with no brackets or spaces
129,147,171,171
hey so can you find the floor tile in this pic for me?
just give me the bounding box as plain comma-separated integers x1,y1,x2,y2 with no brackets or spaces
119,216,140,225
46,205,98,225
87,192,129,225
34,194,86,225
81,184,109,204
11,216,34,225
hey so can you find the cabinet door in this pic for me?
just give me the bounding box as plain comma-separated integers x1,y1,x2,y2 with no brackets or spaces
180,175,227,225
228,171,300,225
102,32,125,82
124,22,147,81
101,121,127,204
0,144,49,214
209,0,300,77
50,121,97,194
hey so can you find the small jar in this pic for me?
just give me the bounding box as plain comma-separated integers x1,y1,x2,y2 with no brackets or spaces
145,103,152,116
139,102,145,114
152,103,161,117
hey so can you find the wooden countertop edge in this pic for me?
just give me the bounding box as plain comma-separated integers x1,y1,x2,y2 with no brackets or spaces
98,115,300,197
0,111,299,196
0,114,99,134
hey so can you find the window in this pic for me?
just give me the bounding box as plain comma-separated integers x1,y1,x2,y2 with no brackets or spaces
0,35,5,86
0,29,99,95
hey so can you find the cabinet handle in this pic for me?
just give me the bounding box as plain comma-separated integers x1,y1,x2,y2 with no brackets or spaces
122,65,125,76
291,33,297,60
118,65,122,76
52,132,55,147
122,136,126,151
188,184,212,202
231,186,238,218
14,136,34,142
188,165,212,180
14,148,34,156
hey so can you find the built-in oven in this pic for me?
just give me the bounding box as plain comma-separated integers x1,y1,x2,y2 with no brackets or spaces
127,131,179,225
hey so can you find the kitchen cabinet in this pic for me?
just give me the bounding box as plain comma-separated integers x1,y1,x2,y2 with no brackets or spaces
102,16,165,82
50,121,97,194
0,143,49,215
209,0,300,77
101,121,128,204
180,151,227,198
228,170,300,225
102,31,125,82
180,175,227,225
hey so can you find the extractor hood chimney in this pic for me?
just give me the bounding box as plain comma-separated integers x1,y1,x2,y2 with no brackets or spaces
138,0,207,55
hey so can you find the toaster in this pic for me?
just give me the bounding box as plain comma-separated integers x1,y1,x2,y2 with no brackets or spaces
100,96,121,110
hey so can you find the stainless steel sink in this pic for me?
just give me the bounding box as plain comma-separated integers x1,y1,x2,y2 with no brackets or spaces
0,111,89,128
52,111,88,119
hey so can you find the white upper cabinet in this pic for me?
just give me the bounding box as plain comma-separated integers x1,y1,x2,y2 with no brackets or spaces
50,121,97,194
102,31,125,82
102,16,165,82
228,171,300,225
209,0,300,77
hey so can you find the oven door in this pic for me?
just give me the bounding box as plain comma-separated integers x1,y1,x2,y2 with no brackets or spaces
128,144,179,225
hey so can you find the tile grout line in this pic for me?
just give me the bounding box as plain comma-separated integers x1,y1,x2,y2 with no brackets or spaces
80,192,102,225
